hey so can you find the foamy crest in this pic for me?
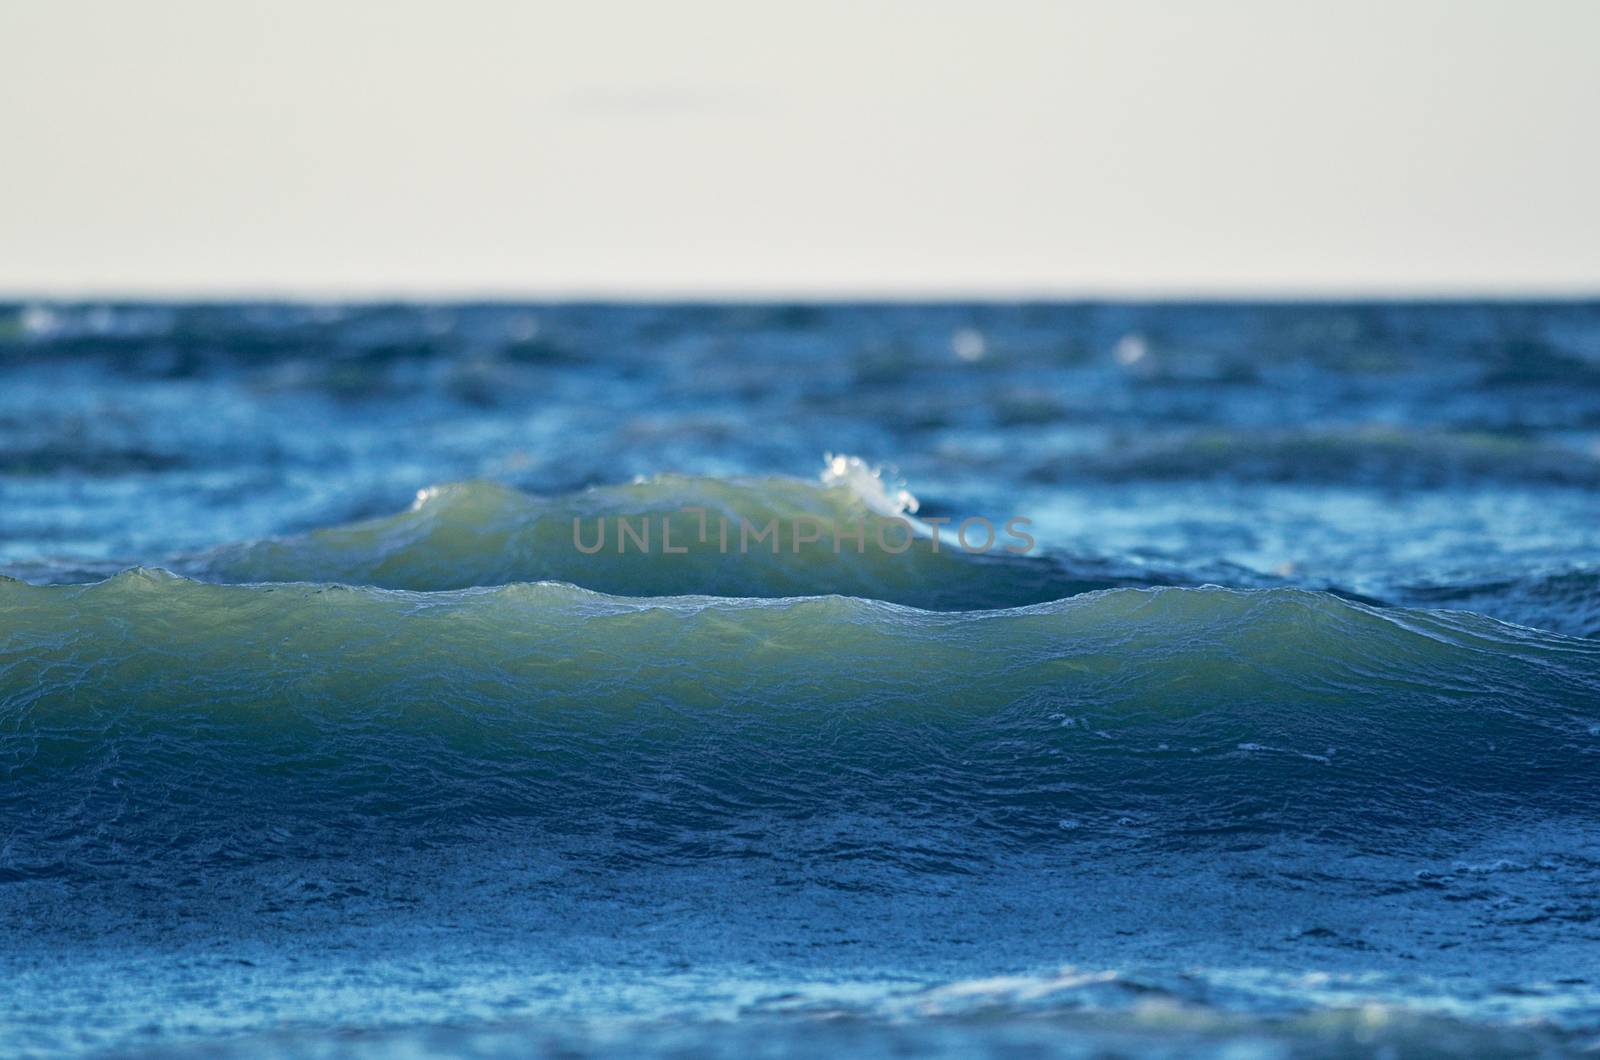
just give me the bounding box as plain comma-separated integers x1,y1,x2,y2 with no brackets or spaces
821,453,920,519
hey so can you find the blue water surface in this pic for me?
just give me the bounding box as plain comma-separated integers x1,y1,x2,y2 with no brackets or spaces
3,301,1599,1057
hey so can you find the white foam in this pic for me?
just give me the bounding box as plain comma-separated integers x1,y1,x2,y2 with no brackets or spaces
820,453,921,520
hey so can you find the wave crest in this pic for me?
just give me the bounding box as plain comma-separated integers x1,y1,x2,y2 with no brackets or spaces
183,472,1192,608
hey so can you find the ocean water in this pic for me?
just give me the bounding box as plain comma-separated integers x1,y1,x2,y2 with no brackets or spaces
3,301,1599,1057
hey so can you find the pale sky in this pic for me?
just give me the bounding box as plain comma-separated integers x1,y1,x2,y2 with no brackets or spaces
2,0,1597,297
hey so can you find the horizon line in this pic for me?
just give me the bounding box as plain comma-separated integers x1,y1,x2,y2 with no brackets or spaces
4,284,1599,305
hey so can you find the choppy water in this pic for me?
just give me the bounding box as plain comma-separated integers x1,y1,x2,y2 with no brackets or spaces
3,301,1600,1057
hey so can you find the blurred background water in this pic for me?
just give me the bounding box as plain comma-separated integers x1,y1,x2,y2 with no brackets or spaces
5,300,1600,633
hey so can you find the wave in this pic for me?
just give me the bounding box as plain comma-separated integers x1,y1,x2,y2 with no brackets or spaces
1396,565,1600,640
181,472,1227,607
3,571,1596,879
